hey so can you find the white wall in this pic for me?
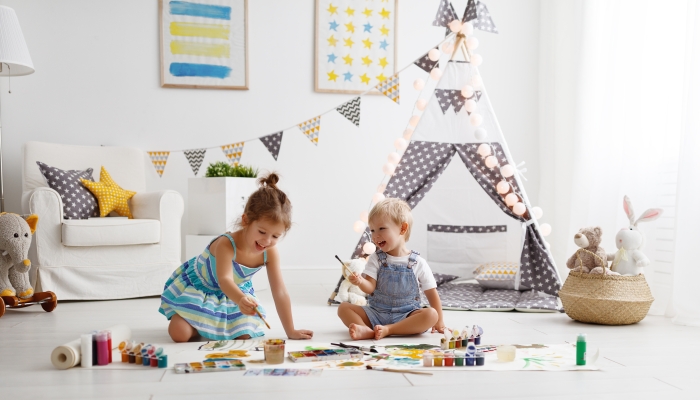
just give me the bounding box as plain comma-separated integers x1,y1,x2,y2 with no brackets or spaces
0,0,540,268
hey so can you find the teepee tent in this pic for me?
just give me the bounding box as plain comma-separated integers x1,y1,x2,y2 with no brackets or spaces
332,24,562,304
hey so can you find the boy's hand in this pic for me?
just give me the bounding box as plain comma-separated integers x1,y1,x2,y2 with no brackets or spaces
431,319,446,333
288,329,314,340
236,295,258,316
348,272,364,286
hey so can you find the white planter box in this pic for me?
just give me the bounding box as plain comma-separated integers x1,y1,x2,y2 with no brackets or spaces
188,177,258,235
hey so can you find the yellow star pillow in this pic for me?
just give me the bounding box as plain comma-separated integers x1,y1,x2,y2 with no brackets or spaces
80,166,137,218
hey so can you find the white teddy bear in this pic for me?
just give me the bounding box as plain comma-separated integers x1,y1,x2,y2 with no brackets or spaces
337,258,368,306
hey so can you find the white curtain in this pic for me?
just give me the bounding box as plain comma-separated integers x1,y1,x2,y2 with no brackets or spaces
539,0,699,324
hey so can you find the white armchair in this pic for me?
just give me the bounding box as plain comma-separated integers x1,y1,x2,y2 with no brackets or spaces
21,141,184,300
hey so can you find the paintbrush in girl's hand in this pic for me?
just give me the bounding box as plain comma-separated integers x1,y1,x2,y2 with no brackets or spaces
366,365,433,376
255,307,271,329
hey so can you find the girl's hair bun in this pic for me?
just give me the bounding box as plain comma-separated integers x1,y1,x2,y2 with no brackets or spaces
258,173,280,189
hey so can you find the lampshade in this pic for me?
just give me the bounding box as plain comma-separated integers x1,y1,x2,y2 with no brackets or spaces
0,6,34,76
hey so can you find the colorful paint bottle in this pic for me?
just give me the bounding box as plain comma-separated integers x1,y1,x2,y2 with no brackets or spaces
440,338,447,350
444,353,454,367
454,353,465,366
91,331,98,366
422,353,433,367
141,347,151,366
475,350,485,366
461,338,468,348
433,353,443,367
576,334,587,366
107,331,113,363
158,355,168,368
96,331,109,366
448,339,455,349
475,336,481,345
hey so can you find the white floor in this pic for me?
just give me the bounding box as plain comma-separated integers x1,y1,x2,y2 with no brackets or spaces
1,269,699,400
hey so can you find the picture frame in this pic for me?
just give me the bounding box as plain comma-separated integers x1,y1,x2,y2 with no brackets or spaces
159,0,248,90
314,0,398,94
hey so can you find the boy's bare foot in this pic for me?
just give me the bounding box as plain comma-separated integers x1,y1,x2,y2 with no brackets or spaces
349,323,374,340
374,325,390,340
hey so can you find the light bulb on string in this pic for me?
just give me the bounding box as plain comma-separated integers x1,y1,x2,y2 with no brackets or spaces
466,36,479,50
531,207,543,220
484,155,499,168
474,128,488,141
360,210,369,224
461,22,474,36
500,164,515,178
413,79,425,90
363,242,376,254
403,129,414,140
477,143,491,157
448,20,463,33
428,48,440,62
470,113,483,126
382,163,396,176
441,42,454,54
470,54,483,66
416,99,428,111
353,220,366,233
394,138,408,152
461,85,474,98
388,152,401,164
430,67,443,81
496,181,510,194
376,183,386,193
505,193,519,207
409,115,421,127
513,202,526,216
464,99,477,113
372,192,386,204
539,223,552,237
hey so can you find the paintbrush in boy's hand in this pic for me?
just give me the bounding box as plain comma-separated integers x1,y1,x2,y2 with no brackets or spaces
334,255,353,277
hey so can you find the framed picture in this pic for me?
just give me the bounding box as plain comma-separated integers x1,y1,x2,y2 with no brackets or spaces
315,0,398,94
160,0,248,90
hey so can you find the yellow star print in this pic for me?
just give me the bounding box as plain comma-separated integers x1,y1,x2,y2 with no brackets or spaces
360,73,371,84
343,37,354,48
376,73,387,82
362,8,372,17
342,54,353,65
379,8,391,19
344,6,355,16
327,35,338,47
345,22,355,33
380,25,390,36
379,57,389,68
362,38,373,49
327,3,338,15
361,56,373,66
327,70,339,81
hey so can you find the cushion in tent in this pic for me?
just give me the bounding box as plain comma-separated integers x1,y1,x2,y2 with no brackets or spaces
470,289,522,311
474,262,519,290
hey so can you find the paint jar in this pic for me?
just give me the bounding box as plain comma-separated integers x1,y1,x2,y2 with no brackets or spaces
440,338,448,350
465,355,475,366
497,345,517,362
158,355,168,368
150,356,159,367
475,350,485,366
444,353,455,367
128,352,136,363
448,339,455,349
454,353,465,366
141,349,150,366
422,353,433,367
91,331,98,366
96,331,109,366
461,339,468,348
474,336,481,345
433,353,443,367
455,337,462,348
107,331,112,363
264,339,285,365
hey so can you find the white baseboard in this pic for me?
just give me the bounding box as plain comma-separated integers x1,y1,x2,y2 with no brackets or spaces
252,267,342,290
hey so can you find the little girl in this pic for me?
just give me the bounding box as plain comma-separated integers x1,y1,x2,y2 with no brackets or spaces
337,198,445,340
159,173,313,342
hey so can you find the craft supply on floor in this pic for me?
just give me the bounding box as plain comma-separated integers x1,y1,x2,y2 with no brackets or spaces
80,334,92,368
497,345,517,362
174,360,245,373
244,368,323,377
288,348,362,363
96,331,109,366
50,324,132,370
576,334,587,366
475,350,485,366
264,339,285,364
422,352,433,367
366,365,433,376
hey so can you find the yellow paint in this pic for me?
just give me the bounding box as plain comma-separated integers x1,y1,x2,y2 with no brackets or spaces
170,22,229,39
338,361,364,367
170,41,230,58
207,350,250,358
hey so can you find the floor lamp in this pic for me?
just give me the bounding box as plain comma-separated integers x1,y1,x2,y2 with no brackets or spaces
0,6,34,212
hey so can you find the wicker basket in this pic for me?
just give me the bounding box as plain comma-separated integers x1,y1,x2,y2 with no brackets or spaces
559,271,654,325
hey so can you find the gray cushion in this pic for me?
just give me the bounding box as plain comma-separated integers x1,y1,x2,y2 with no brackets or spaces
36,161,99,220
470,289,521,311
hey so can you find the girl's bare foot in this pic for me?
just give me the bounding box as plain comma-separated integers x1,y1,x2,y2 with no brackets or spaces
374,325,390,340
349,323,374,340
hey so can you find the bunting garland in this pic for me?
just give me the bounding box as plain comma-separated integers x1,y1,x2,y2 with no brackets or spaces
183,148,206,176
221,142,245,166
414,48,439,73
433,0,458,28
260,131,284,160
336,97,361,127
463,0,498,33
147,151,170,177
299,117,321,145
435,89,482,114
377,74,400,104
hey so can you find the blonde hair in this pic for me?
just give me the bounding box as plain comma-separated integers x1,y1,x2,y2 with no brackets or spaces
237,172,292,232
368,198,413,241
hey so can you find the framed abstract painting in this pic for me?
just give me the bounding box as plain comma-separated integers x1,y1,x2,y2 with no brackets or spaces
160,0,248,90
315,0,398,94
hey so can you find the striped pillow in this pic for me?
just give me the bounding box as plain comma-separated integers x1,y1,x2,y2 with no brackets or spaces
474,262,519,290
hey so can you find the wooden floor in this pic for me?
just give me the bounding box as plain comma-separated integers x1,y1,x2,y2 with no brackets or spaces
1,269,699,399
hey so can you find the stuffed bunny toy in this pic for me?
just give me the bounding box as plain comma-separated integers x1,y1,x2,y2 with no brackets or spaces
0,213,39,299
337,258,368,306
607,196,663,276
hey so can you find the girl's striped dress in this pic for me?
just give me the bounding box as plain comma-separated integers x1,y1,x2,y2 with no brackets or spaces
158,233,267,340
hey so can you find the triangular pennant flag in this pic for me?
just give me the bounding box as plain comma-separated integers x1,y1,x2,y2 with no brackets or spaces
472,1,498,33
147,151,169,177
336,97,361,127
414,48,439,73
221,142,245,166
435,89,455,114
433,0,458,27
260,131,284,160
377,74,400,104
463,0,478,22
474,90,482,101
298,117,321,145
183,148,206,176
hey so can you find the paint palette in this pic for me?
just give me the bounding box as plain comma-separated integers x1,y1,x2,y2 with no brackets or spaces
288,348,363,363
174,360,246,373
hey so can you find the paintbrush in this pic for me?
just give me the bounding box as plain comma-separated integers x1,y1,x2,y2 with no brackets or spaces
254,307,271,329
334,255,353,278
366,365,432,376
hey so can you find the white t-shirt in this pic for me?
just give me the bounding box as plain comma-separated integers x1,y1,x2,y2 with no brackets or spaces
362,252,437,292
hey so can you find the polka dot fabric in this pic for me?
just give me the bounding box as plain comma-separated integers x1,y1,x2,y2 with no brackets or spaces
80,166,136,218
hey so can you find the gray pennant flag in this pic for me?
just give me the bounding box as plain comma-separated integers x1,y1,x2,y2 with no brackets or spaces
414,48,439,73
260,131,284,160
336,97,361,127
471,1,498,33
433,0,458,28
183,148,206,176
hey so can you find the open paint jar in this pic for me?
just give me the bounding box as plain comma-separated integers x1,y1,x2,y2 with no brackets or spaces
422,352,433,367
475,350,485,366
264,339,285,365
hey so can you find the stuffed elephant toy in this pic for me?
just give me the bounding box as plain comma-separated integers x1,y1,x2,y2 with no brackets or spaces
0,213,38,299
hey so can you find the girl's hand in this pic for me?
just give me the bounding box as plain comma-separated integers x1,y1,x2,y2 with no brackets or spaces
348,272,363,286
431,320,446,334
237,295,258,316
288,329,314,340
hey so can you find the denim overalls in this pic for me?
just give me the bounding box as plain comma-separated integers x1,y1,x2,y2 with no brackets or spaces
361,250,422,328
